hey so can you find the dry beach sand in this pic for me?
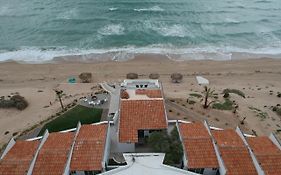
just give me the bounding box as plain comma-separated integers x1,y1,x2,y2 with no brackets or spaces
0,55,281,149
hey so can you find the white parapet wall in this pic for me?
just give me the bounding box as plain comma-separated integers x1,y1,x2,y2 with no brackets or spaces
0,138,16,160
27,130,49,175
121,79,160,89
235,127,264,175
63,122,81,175
269,133,281,150
103,122,112,171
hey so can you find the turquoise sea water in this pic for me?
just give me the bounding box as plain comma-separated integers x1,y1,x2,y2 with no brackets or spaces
0,0,281,62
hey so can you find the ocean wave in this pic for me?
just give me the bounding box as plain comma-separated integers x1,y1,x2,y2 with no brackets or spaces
134,6,164,12
109,7,118,11
144,21,189,37
57,9,78,20
156,24,187,37
255,0,272,3
1,46,281,63
0,6,10,16
97,24,125,36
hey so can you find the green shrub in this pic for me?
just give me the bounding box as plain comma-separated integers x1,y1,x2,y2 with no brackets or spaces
148,127,183,166
275,107,281,116
0,95,28,110
223,92,230,98
223,89,245,98
249,106,268,121
189,93,202,98
188,100,196,105
212,99,234,110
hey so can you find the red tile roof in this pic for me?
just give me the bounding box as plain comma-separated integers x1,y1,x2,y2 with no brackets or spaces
0,140,39,175
220,147,258,175
179,122,218,168
32,132,74,175
212,129,244,147
211,129,257,175
70,124,107,171
247,136,281,175
119,99,167,143
135,89,162,98
179,122,210,139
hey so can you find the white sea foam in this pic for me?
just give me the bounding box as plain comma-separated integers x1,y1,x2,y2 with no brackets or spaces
57,9,78,20
0,6,11,16
98,24,125,36
156,24,187,37
145,21,188,37
1,46,281,63
134,6,164,12
109,7,118,11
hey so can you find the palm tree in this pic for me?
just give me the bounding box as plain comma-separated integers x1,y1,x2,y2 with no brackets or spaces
202,86,216,109
54,89,64,110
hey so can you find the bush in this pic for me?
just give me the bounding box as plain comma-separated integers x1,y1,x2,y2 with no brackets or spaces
188,100,196,105
189,93,202,98
11,95,28,110
273,106,281,116
0,95,28,110
223,89,245,98
223,92,230,98
148,127,183,165
276,108,281,116
213,99,234,110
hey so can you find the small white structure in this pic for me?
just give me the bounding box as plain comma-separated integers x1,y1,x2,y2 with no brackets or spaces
196,76,209,85
101,153,199,175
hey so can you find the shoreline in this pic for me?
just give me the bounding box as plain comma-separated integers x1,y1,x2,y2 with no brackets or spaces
1,49,281,64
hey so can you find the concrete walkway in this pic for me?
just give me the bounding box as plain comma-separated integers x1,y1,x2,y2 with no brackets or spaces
100,82,120,115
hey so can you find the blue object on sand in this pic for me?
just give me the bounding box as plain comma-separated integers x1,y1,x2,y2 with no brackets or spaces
68,77,76,83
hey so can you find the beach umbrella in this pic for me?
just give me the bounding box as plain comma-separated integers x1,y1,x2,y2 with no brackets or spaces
149,73,160,79
79,72,92,83
171,73,183,83
126,73,138,79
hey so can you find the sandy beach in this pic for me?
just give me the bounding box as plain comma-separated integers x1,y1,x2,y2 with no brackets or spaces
0,56,281,149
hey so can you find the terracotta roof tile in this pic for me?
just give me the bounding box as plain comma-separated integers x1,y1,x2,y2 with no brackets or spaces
220,147,257,175
119,99,167,143
247,136,281,175
70,124,107,171
0,140,39,175
32,132,74,175
135,89,162,98
247,136,280,155
179,123,219,168
211,129,257,175
212,129,244,147
179,122,210,139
